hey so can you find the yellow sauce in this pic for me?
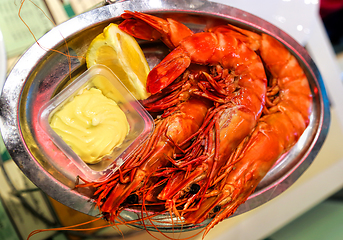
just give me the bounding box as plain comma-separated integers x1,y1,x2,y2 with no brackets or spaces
50,88,129,164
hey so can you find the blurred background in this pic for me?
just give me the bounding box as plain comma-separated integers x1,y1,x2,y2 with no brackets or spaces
1,0,343,239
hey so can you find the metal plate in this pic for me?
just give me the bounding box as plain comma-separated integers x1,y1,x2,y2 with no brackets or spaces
0,0,330,232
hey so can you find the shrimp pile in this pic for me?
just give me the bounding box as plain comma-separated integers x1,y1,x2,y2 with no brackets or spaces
74,11,313,238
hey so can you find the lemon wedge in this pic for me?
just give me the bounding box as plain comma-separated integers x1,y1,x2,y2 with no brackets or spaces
86,23,150,100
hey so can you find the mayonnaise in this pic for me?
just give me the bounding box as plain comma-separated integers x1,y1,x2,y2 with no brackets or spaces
50,87,129,164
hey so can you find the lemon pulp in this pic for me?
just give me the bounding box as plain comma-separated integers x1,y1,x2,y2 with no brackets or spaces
86,24,150,100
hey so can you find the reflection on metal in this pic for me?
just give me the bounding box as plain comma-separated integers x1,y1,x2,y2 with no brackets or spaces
0,0,330,232
104,0,128,6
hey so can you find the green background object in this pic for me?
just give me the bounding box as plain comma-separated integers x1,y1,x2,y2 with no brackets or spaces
0,0,54,58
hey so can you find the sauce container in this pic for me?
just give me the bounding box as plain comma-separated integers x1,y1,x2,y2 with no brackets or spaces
38,64,154,182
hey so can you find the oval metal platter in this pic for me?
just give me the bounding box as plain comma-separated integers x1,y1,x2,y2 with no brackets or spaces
0,0,330,232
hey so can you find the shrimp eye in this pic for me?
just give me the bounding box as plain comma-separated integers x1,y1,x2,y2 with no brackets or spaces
126,194,138,204
213,205,221,213
189,184,200,194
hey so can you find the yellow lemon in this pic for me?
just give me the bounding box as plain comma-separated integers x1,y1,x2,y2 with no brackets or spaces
86,23,150,100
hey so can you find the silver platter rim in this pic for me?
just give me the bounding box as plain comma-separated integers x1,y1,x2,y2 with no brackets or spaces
0,0,330,232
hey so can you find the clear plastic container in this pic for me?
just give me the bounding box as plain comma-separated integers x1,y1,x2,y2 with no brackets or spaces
38,64,154,182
